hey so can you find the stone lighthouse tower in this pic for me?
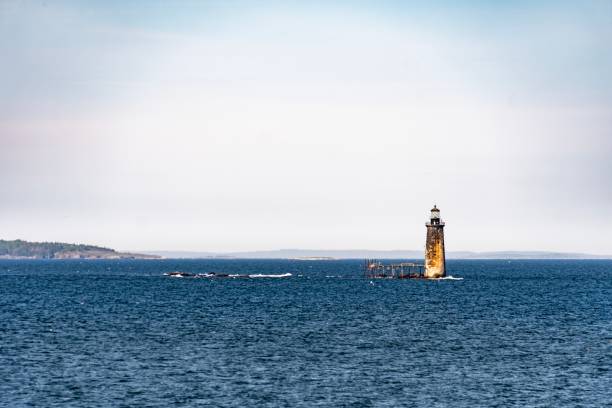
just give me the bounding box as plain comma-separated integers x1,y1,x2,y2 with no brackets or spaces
424,205,446,278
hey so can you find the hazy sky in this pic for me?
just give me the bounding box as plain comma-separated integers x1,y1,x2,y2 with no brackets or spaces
1,1,611,253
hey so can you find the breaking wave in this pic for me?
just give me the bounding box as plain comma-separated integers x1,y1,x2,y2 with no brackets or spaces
165,271,291,279
248,273,292,278
435,276,463,281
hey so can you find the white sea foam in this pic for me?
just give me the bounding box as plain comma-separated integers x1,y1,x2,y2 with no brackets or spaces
435,276,463,281
248,273,292,278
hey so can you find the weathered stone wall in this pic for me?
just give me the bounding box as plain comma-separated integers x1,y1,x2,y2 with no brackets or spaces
425,225,446,278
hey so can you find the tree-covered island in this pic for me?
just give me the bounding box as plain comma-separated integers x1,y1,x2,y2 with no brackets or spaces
0,239,159,259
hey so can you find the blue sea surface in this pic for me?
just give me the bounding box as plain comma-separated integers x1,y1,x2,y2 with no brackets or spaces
1,259,610,407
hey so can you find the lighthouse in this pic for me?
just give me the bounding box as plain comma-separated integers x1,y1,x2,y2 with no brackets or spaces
424,205,446,278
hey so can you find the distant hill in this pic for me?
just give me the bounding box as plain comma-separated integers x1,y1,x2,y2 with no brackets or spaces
143,249,611,260
0,239,159,260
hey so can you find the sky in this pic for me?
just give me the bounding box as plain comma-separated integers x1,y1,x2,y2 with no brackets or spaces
1,0,611,253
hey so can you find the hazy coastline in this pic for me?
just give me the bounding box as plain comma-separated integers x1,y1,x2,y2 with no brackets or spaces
142,249,612,260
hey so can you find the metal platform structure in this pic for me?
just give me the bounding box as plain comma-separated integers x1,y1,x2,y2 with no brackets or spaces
363,259,425,279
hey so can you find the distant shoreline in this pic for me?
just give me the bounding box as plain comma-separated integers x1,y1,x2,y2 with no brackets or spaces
1,257,611,261
2,239,609,260
141,249,612,260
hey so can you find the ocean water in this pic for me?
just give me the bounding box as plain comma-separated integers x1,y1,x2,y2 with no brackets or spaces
1,259,610,407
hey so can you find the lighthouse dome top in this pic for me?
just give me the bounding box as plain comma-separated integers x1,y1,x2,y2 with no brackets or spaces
429,205,442,224
427,205,444,226
430,205,441,217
